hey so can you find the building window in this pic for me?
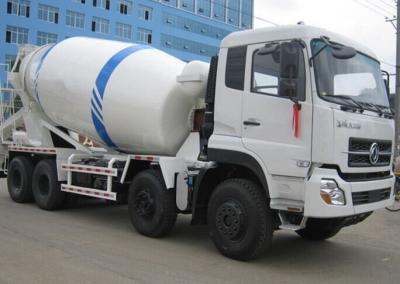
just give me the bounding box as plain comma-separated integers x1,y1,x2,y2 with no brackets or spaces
162,12,230,40
37,31,58,46
161,34,218,57
5,54,17,71
241,1,253,28
73,0,86,4
212,0,225,21
138,5,152,21
5,25,28,44
162,0,177,7
118,0,132,15
92,17,109,33
38,4,59,24
137,28,152,44
180,0,194,12
93,0,110,10
116,22,132,39
66,11,85,29
7,0,30,17
227,0,240,26
197,0,211,17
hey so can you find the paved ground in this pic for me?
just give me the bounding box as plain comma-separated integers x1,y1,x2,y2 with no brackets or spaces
0,178,399,284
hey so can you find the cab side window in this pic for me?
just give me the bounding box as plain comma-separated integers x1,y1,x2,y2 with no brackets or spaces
251,44,306,100
251,50,280,96
225,46,247,91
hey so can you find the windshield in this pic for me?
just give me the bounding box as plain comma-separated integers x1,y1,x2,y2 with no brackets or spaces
311,39,390,108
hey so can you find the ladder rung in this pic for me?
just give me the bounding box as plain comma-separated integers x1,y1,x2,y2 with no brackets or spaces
61,184,116,201
61,163,118,176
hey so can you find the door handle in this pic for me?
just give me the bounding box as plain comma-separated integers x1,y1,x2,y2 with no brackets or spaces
243,120,261,126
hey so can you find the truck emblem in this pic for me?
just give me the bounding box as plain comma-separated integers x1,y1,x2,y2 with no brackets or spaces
369,142,380,165
336,120,361,130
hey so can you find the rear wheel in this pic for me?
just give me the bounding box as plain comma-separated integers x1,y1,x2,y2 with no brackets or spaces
7,156,34,203
32,159,65,210
296,218,343,241
207,179,273,261
128,170,177,238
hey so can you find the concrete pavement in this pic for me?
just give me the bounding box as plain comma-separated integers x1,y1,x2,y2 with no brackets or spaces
0,178,399,284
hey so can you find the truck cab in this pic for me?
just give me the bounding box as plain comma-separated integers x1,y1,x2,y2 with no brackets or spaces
206,25,394,216
197,25,394,254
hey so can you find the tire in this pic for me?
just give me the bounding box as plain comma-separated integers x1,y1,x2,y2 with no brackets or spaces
32,159,65,210
7,156,34,203
128,169,177,238
296,218,343,241
207,179,273,261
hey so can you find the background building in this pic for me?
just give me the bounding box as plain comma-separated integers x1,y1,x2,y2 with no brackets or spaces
0,0,253,87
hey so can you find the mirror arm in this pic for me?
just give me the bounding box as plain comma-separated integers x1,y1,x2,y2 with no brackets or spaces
309,44,329,67
382,70,391,99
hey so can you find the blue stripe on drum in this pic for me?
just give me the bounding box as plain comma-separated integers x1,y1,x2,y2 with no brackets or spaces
33,44,56,104
91,44,151,147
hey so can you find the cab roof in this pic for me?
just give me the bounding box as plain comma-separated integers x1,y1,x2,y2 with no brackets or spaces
221,25,378,61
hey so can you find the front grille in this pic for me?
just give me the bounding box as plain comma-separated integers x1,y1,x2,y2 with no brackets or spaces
352,188,391,205
340,171,392,182
348,138,392,167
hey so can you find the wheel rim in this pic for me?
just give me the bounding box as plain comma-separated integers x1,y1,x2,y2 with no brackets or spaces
11,169,22,194
38,174,50,196
134,188,155,219
216,200,247,242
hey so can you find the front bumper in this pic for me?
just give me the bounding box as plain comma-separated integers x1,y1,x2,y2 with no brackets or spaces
304,167,395,218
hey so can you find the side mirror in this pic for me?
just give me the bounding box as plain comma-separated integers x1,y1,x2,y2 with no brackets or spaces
332,45,357,59
382,70,390,99
258,43,281,64
258,43,279,56
279,79,298,98
278,41,302,99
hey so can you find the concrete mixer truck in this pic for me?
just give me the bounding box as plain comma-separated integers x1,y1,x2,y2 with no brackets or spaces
0,25,395,260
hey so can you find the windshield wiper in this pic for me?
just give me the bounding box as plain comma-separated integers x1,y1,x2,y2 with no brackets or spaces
323,95,365,113
356,102,384,116
368,103,394,118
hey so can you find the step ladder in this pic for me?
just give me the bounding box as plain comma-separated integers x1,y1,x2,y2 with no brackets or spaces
0,69,22,176
60,154,129,201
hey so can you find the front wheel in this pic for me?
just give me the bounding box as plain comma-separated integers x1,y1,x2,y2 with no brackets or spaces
296,218,343,241
207,179,274,261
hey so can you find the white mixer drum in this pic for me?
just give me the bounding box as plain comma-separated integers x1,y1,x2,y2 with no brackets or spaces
21,37,208,155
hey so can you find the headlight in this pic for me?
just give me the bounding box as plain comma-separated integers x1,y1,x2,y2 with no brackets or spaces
320,179,346,206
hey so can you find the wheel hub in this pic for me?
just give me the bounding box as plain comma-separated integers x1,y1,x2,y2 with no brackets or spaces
216,201,245,241
134,189,155,218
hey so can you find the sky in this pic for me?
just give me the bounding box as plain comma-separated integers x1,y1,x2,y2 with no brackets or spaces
253,0,397,92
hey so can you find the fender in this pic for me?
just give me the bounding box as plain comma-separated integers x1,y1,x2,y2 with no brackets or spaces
207,148,269,192
191,148,269,224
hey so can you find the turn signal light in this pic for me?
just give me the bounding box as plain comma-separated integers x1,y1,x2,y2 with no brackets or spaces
320,179,346,206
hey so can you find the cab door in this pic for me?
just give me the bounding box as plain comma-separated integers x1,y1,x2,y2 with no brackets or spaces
241,42,313,177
